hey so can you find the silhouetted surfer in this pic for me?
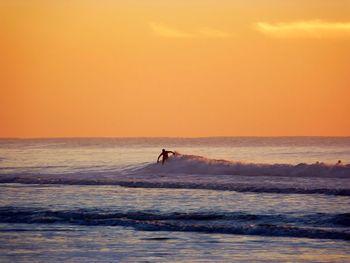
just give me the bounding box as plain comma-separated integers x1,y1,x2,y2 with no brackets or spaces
157,149,175,165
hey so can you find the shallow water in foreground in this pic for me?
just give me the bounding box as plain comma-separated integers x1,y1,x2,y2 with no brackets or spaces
0,184,349,262
1,224,350,262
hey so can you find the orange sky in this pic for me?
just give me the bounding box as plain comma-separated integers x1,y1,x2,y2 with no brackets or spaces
1,0,350,137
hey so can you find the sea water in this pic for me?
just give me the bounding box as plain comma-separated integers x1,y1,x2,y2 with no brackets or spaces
0,137,349,262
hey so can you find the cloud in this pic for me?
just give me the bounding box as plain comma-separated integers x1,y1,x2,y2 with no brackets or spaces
255,20,350,38
150,22,231,39
150,22,193,38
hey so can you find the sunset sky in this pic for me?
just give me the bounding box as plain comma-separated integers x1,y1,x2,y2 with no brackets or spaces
1,0,349,137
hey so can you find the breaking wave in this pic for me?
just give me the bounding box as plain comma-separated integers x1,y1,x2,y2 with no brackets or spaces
136,153,350,177
0,206,349,240
1,154,349,196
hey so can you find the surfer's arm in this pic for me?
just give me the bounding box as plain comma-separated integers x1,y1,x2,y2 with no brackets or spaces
157,153,163,163
168,151,175,155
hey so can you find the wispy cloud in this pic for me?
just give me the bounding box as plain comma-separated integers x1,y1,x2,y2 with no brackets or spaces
150,22,231,39
150,22,193,38
255,20,350,38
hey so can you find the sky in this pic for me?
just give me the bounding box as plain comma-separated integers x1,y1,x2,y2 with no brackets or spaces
1,0,350,137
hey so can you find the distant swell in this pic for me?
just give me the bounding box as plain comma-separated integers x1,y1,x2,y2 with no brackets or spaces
0,207,349,240
0,178,349,196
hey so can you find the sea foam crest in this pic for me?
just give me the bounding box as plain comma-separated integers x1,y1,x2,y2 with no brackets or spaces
136,153,350,177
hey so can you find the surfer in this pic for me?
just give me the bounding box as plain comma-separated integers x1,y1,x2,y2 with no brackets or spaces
157,149,175,165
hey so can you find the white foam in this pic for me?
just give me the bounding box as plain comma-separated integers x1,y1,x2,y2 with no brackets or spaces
1,153,349,195
134,153,350,178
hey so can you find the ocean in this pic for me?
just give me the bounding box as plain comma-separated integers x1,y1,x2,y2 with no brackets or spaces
0,137,349,262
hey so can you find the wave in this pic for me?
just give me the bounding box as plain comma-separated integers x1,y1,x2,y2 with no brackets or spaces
1,207,349,240
1,153,349,178
135,153,350,178
0,165,67,170
0,178,349,196
1,153,349,196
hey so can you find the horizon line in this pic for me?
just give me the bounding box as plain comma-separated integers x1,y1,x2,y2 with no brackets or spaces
1,135,350,140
